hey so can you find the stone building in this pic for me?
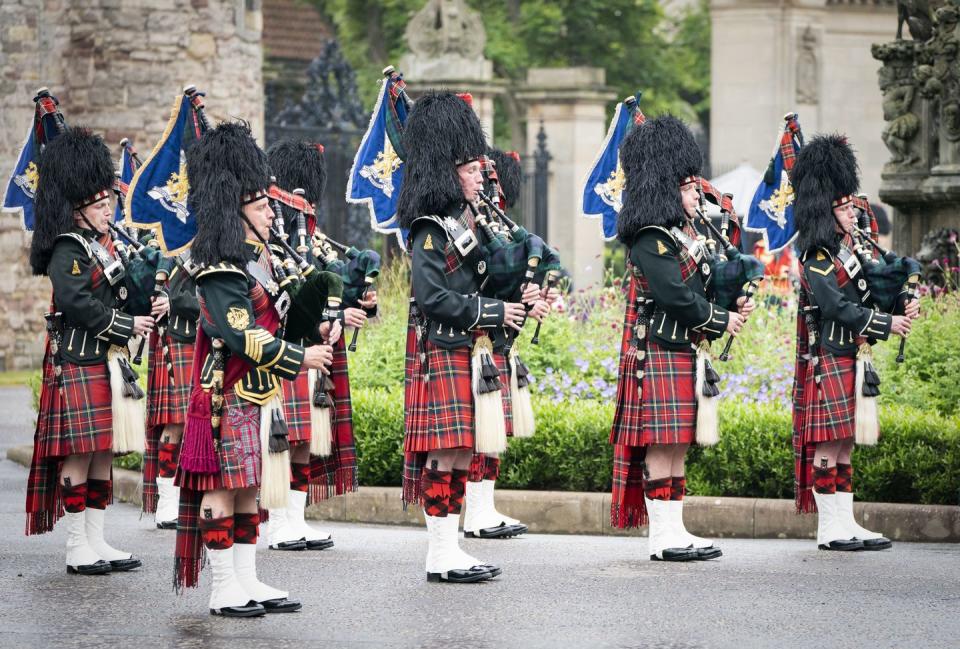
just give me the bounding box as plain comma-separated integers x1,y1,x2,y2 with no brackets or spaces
0,0,266,370
710,0,896,208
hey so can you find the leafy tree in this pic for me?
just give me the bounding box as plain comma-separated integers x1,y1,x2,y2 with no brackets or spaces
310,0,711,144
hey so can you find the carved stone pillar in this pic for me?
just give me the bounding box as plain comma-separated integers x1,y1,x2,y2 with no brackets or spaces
516,68,615,289
399,0,505,138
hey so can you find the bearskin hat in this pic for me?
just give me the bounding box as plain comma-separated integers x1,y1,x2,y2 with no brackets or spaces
397,92,487,230
792,134,860,256
487,149,522,209
267,139,326,234
187,121,270,267
30,127,115,275
616,115,702,247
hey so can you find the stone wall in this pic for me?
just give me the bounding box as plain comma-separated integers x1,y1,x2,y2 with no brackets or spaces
0,0,265,370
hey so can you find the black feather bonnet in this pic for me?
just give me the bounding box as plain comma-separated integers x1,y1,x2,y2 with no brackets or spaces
396,92,487,230
616,115,702,247
30,127,115,275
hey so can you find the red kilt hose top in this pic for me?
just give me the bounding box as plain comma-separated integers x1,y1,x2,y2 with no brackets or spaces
402,209,510,505
144,263,199,513
175,241,307,588
27,229,146,536
792,239,894,513
610,224,730,529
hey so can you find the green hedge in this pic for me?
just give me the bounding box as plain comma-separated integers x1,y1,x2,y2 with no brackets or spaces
351,388,960,506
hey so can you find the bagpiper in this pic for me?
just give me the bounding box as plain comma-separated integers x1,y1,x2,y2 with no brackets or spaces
400,93,530,583
143,250,199,529
264,139,366,551
791,134,917,551
609,116,754,561
173,122,340,616
26,126,155,574
463,148,551,539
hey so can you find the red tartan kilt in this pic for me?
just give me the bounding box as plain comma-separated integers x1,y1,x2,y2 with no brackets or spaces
146,335,194,427
493,350,513,437
281,369,312,444
404,341,475,453
801,351,855,444
611,340,696,447
36,357,113,459
330,338,354,442
176,389,262,492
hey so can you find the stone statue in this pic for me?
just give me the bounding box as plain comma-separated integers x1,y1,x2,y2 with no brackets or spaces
919,5,960,142
405,0,486,61
873,42,922,166
897,0,935,41
795,27,819,104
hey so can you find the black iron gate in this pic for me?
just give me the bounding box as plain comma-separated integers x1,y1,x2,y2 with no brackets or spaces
265,41,371,249
517,121,551,240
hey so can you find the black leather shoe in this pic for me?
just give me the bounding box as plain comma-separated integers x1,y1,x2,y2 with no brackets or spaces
651,546,700,562
819,538,865,551
304,538,334,550
465,524,516,539
210,601,266,617
108,557,142,572
156,520,177,530
269,539,307,551
861,537,892,551
67,560,112,575
693,546,723,560
261,598,302,613
426,567,493,583
507,524,529,536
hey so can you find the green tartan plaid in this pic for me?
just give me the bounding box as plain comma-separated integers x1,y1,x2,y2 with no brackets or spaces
865,255,921,312
485,233,563,300
712,253,765,310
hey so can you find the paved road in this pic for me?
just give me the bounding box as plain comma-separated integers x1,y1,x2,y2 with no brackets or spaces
2,385,959,648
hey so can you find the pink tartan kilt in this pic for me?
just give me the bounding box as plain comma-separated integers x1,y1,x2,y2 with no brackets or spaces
800,350,856,444
175,389,262,492
403,341,475,453
611,340,696,447
282,368,313,444
146,335,194,427
36,357,114,459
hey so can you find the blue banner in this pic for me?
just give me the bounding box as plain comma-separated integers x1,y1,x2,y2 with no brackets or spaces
1,128,39,230
125,93,202,254
114,143,137,223
746,117,803,253
582,101,632,240
346,76,406,242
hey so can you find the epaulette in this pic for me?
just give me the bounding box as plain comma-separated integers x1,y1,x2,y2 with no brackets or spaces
54,232,93,260
410,214,447,234
195,262,246,280
637,225,679,251
804,248,836,276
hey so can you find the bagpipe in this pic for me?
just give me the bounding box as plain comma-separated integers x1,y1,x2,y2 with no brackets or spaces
849,195,921,362
267,182,379,350
693,180,765,361
473,155,563,344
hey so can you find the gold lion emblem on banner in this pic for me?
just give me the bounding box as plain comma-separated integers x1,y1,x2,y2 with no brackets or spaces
594,162,625,212
226,306,250,331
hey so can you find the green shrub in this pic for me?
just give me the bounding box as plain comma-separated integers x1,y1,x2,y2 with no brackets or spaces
350,388,960,505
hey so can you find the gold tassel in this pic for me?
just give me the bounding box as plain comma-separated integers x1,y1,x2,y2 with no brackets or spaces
259,394,291,510
472,336,507,454
509,350,535,438
695,341,719,446
855,344,879,445
107,346,145,454
308,369,333,457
